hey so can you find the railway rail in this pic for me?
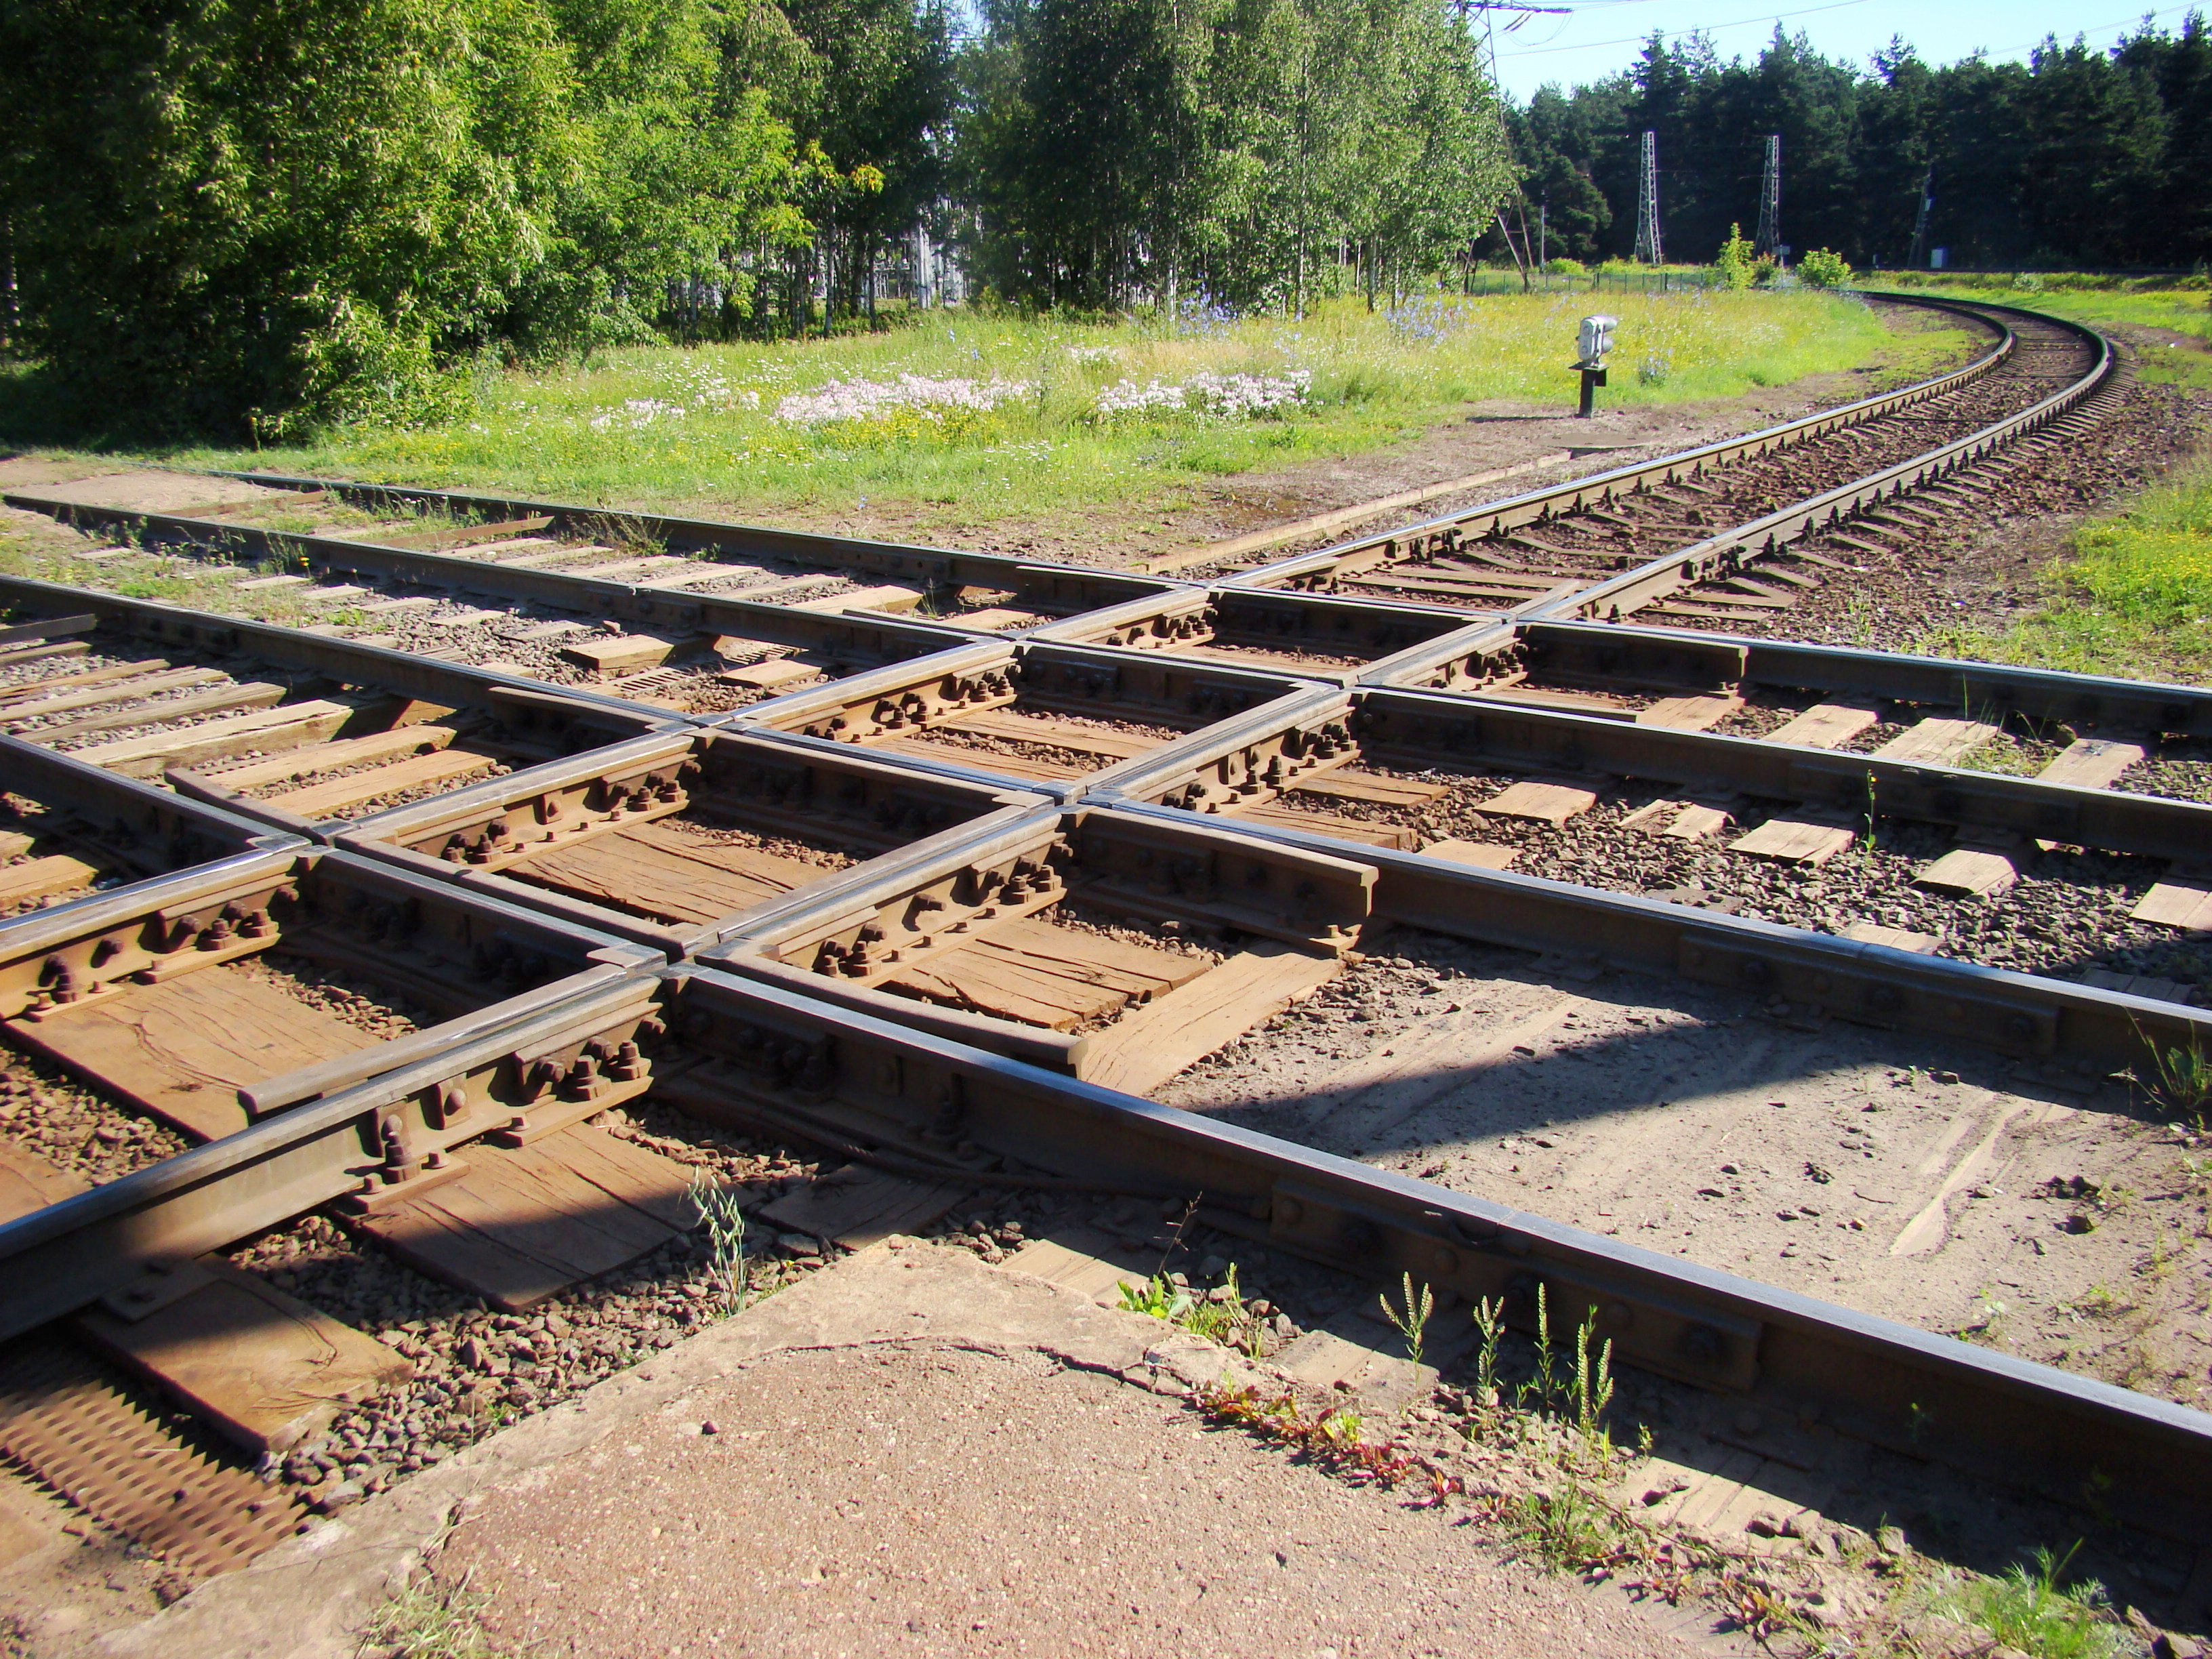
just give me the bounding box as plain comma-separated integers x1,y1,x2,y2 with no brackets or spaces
2,481,1162,718
1,291,2208,1607
1220,296,2112,631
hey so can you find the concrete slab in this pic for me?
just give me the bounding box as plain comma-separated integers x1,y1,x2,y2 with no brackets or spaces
99,1245,1732,1659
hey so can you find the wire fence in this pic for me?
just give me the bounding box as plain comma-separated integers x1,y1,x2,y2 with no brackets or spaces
1459,267,1723,298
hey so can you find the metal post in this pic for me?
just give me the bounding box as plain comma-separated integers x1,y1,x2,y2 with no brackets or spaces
1573,314,1616,418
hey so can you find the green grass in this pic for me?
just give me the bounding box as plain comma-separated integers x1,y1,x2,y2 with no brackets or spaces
0,290,1946,531
1874,271,2212,391
356,1574,508,1658
1931,1546,2125,1659
1920,455,2212,684
1879,274,2212,686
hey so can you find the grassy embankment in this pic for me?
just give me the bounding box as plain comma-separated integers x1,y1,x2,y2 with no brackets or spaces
1886,276,2212,684
1,290,1948,539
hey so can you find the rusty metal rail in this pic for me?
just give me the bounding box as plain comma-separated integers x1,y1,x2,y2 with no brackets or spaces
1086,678,2212,870
1364,617,2212,739
1,958,2206,1543
725,636,1334,801
1027,585,1483,682
1084,796,2208,1076
0,840,659,1141
329,724,1048,957
1,729,298,884
188,468,1179,615
0,497,994,671
0,572,676,739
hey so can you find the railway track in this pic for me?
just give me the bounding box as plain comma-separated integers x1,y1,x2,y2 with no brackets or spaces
1,293,2209,1618
1220,297,2113,629
2,475,1164,717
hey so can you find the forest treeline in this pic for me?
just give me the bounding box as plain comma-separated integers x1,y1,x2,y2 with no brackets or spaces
1503,19,2212,274
0,0,1501,437
3,0,2205,439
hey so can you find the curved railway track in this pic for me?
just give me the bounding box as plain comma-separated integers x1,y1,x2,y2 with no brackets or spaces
1,292,2209,1620
1227,296,2113,626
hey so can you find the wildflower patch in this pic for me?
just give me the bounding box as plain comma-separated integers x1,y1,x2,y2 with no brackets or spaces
776,373,1035,426
1094,369,1313,420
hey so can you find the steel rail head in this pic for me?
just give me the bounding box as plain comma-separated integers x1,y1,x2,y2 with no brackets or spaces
1382,617,2212,739
704,800,1069,954
1016,636,1329,702
699,800,1375,1023
3,887,2207,1533
1354,616,1520,688
2,493,989,672
750,676,1343,808
1343,680,2212,862
1028,585,1486,679
726,722,1088,804
329,718,1054,958
175,466,1189,607
0,728,298,861
1088,684,1355,812
724,637,1016,733
0,569,680,738
1022,587,1217,644
0,843,306,966
726,636,1330,796
0,841,661,1028
1216,293,2020,594
1097,796,2209,1076
0,966,670,1342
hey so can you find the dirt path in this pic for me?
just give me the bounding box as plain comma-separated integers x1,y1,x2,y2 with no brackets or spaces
73,1244,1749,1659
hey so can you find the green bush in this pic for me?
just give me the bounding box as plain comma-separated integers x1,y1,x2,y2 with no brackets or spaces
0,0,823,442
1798,249,1852,288
1545,258,1588,278
1715,224,1757,290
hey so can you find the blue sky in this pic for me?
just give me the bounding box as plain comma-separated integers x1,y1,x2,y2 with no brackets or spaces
1486,1,2205,100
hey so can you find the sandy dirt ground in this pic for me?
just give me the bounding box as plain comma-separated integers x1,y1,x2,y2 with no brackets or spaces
48,1246,1761,1659
1160,927,2212,1416
438,1340,1730,1659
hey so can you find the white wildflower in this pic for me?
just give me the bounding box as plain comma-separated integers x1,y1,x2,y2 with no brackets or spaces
1094,377,1189,415
774,374,1033,424
1093,369,1310,419
588,398,686,431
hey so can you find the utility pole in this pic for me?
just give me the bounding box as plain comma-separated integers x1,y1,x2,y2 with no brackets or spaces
1633,131,1663,266
1906,163,1935,268
1755,134,1781,260
1462,1,1568,292
1538,197,1548,268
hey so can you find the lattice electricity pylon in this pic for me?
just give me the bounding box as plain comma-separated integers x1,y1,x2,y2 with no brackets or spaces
1633,131,1663,265
1754,134,1782,259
